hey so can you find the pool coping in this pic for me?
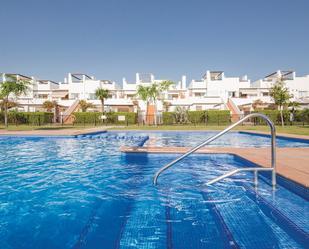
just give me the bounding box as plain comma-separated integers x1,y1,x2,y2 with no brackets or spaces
109,129,309,141
0,127,110,137
120,146,309,188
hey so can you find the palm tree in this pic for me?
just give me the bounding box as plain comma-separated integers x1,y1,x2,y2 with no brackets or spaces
136,85,152,124
252,99,264,110
136,81,174,125
270,78,292,127
149,80,174,125
0,75,30,127
43,100,58,122
79,100,94,112
42,100,55,112
0,100,17,112
95,88,109,113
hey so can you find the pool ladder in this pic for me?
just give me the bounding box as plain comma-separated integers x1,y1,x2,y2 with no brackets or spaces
153,113,276,188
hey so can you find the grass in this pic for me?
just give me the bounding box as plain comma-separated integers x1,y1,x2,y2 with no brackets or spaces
1,124,309,136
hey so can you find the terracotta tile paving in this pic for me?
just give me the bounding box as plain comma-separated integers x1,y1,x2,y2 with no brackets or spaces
0,127,110,136
120,146,309,187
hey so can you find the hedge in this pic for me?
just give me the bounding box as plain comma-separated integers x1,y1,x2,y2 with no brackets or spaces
254,110,289,125
73,112,137,125
162,112,174,125
205,110,230,124
162,110,231,125
0,112,53,125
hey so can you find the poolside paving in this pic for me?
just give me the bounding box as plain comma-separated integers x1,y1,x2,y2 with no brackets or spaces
0,126,110,136
120,146,309,187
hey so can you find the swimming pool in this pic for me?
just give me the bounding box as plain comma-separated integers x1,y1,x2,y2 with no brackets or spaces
0,133,308,249
107,130,309,148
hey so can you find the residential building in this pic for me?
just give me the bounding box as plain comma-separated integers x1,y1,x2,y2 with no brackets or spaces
1,70,309,119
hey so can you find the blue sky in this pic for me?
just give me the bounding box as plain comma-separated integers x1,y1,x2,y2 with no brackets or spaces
0,0,308,84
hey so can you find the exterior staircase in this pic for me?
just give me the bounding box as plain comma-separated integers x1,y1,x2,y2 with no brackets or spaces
146,105,155,125
227,98,242,123
62,100,80,124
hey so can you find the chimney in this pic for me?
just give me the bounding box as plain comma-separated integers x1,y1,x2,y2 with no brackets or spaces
181,75,186,89
68,73,72,83
122,77,127,85
136,73,140,84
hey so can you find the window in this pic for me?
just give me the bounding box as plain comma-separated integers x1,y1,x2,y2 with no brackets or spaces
38,94,48,99
88,93,96,100
299,91,309,97
228,91,236,97
70,93,79,99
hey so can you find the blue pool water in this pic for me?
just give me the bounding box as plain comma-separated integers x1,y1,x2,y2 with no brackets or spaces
108,131,309,148
0,133,308,249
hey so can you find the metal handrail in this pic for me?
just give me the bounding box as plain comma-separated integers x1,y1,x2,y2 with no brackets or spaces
153,113,276,187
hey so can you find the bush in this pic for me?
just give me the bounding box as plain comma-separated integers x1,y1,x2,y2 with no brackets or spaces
106,112,137,125
73,112,101,124
162,110,231,125
0,112,53,125
73,112,137,125
162,112,174,125
205,110,230,125
188,111,205,124
254,110,289,125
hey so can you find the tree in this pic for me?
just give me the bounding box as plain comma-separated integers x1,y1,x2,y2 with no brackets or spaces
269,78,292,126
95,88,109,113
163,101,171,112
0,75,30,127
43,100,55,112
149,80,174,125
136,81,174,125
79,100,94,112
0,100,17,112
42,100,58,122
252,99,264,110
136,85,152,124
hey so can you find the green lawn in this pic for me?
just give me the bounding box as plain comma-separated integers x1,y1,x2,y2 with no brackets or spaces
1,124,309,136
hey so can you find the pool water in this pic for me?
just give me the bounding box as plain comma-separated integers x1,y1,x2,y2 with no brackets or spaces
108,131,309,148
0,133,308,249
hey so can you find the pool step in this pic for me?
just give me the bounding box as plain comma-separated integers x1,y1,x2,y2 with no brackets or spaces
243,183,309,247
166,192,238,249
117,196,167,249
205,185,303,249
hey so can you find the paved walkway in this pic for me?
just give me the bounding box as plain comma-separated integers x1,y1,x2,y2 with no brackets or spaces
0,126,110,136
239,130,309,140
120,146,309,187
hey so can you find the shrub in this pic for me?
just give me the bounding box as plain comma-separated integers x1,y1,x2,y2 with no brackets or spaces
205,110,230,125
162,112,174,125
0,112,53,125
188,111,205,124
162,110,231,125
254,110,289,125
73,112,137,125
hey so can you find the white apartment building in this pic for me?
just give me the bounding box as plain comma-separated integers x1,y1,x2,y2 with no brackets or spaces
232,70,309,113
1,70,309,117
176,71,251,111
250,70,309,99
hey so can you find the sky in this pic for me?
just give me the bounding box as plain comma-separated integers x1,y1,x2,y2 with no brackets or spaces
0,0,308,84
